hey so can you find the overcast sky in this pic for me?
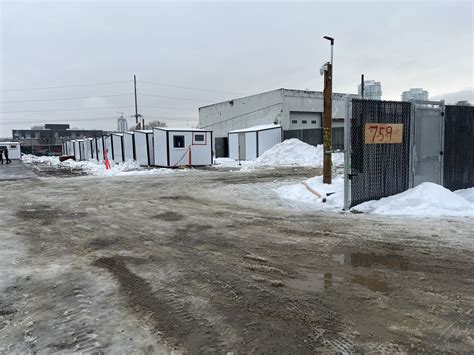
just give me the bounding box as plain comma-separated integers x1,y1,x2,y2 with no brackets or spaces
1,0,472,137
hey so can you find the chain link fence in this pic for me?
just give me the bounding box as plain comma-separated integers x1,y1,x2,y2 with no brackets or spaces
349,99,412,207
444,105,474,190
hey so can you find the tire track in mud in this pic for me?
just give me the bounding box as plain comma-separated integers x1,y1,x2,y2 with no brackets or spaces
93,256,230,354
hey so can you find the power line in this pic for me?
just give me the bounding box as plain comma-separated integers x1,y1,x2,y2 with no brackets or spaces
139,80,246,96
1,116,125,124
0,80,132,92
140,93,213,102
1,105,198,114
0,93,131,104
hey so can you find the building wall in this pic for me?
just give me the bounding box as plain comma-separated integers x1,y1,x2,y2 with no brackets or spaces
199,89,284,138
199,89,353,141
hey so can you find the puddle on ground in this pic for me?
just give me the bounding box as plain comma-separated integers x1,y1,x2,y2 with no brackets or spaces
333,252,409,270
286,272,341,292
351,275,389,293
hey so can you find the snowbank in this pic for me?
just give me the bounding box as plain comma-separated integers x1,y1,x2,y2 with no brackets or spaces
275,179,474,217
275,175,344,211
456,187,474,203
22,155,175,177
214,139,344,169
356,183,474,217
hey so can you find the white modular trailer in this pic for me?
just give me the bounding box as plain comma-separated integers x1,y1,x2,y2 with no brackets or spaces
111,133,124,162
66,140,75,156
153,128,213,167
103,135,114,162
0,142,21,160
228,124,282,161
83,138,94,160
73,139,85,160
134,130,154,166
123,132,135,161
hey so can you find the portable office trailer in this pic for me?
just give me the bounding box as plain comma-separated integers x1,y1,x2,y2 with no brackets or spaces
83,138,94,160
111,133,124,163
66,140,74,156
0,142,22,160
103,135,114,162
91,137,98,160
96,136,105,161
153,128,213,167
228,124,282,161
123,132,135,161
134,130,154,166
73,139,85,160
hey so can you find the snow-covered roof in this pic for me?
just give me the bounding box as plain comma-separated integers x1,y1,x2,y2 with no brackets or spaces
229,124,281,134
0,141,20,145
154,127,208,132
135,130,153,133
112,133,123,136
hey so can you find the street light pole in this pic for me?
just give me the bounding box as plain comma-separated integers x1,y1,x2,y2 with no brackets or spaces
322,36,334,185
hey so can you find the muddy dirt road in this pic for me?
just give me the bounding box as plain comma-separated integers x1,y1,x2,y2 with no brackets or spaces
0,164,473,353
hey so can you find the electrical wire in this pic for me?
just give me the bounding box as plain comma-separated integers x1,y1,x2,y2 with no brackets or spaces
0,93,132,104
0,80,132,92
139,80,246,95
1,105,199,114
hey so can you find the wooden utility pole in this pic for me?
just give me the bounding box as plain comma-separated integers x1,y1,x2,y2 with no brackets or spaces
323,62,333,184
134,75,139,129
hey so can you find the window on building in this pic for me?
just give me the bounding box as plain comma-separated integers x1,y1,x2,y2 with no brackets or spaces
291,120,298,124
173,135,185,148
302,120,307,124
311,120,317,124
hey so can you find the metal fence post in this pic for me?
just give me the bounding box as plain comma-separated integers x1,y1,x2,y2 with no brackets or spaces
409,102,415,188
343,97,352,210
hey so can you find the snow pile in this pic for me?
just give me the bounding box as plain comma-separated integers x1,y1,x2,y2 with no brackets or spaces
255,139,344,167
275,178,474,217
22,155,175,177
456,187,474,203
355,183,474,217
22,155,60,166
275,175,344,211
213,139,344,169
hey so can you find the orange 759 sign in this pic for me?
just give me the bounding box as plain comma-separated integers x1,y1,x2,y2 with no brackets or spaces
364,123,404,144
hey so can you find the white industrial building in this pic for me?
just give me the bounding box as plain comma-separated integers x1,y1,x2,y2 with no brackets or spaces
228,124,281,161
134,130,154,166
358,80,382,100
153,127,213,167
199,88,356,157
402,88,429,101
0,142,21,160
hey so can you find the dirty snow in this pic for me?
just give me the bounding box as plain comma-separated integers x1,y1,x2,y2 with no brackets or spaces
356,183,474,217
22,155,175,176
275,175,344,211
276,179,474,217
214,139,344,169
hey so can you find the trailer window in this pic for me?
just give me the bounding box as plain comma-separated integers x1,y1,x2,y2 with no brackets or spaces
194,134,204,142
10,145,17,149
302,120,307,124
173,135,185,148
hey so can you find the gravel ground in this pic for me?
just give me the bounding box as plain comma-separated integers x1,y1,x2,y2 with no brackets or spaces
0,162,473,353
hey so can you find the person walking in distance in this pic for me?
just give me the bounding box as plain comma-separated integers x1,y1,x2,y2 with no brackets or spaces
0,149,3,165
4,148,11,164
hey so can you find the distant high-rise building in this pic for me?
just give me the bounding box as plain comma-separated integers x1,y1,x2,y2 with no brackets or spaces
358,80,382,100
401,88,429,101
455,100,472,106
117,115,128,132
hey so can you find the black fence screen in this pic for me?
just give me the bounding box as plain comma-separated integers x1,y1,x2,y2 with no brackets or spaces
283,127,344,150
350,99,412,207
214,137,229,158
444,105,474,191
